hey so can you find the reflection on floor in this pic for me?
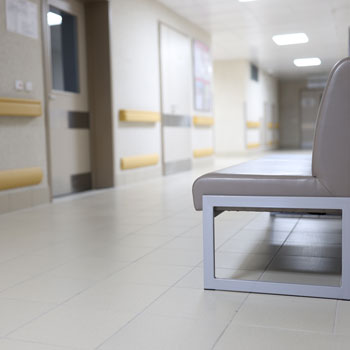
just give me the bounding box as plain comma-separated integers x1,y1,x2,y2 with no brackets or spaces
0,152,349,349
215,212,341,287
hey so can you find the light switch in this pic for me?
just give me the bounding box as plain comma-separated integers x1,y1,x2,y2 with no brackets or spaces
15,80,24,91
25,81,33,92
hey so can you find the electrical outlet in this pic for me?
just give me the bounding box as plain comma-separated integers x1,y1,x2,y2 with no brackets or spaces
15,80,24,91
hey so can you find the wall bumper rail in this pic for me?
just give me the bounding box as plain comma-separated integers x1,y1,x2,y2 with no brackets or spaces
0,167,43,191
119,110,160,123
193,116,214,126
0,98,42,117
246,121,260,129
247,143,260,149
193,148,214,158
121,154,159,170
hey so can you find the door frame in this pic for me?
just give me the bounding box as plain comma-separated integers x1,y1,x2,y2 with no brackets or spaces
41,0,54,200
41,0,115,199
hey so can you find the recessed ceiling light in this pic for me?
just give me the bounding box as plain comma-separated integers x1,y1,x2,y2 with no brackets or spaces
272,33,309,46
293,58,321,67
239,0,257,2
47,12,62,26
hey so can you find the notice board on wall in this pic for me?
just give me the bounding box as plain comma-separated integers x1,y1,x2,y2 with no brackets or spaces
193,40,212,112
6,0,38,39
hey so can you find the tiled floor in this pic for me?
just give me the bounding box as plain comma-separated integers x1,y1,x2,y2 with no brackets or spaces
0,152,348,349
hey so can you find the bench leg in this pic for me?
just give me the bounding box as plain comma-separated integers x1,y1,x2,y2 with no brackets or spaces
202,195,350,300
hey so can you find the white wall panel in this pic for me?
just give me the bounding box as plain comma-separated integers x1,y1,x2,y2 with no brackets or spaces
192,128,213,150
163,127,192,162
246,129,260,145
214,60,278,153
118,124,161,157
0,0,50,212
213,60,248,153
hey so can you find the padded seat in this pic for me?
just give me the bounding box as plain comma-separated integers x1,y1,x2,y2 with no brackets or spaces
193,155,330,210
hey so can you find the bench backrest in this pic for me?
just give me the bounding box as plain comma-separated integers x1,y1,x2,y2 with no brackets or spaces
312,57,350,196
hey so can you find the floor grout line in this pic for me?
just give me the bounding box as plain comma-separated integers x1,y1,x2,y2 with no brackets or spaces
0,154,345,349
209,214,300,349
258,217,301,278
94,265,200,349
2,336,84,349
3,216,202,340
332,299,340,334
210,292,251,350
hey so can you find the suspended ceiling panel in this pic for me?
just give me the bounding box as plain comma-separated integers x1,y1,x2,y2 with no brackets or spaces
157,0,350,79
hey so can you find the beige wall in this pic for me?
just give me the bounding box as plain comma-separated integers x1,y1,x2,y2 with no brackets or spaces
245,67,279,149
109,0,210,185
0,0,212,213
213,60,248,153
0,0,50,213
213,59,278,154
279,80,307,149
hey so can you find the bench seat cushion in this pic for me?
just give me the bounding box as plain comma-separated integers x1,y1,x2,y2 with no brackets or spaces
193,155,331,210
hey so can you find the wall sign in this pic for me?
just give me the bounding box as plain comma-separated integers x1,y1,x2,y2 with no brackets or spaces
6,0,38,39
193,40,212,112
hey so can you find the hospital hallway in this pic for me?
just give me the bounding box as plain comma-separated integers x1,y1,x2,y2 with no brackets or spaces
1,0,350,347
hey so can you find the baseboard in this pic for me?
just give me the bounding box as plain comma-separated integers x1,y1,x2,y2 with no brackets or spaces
0,186,50,215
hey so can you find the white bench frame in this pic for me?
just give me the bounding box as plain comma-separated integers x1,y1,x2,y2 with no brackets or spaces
203,195,350,300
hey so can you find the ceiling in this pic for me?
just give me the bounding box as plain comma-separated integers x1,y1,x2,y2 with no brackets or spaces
157,0,350,79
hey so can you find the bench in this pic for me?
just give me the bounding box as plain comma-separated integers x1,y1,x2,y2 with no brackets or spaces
192,57,350,300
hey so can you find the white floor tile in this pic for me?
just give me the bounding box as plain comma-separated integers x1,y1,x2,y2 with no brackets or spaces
102,262,192,286
214,324,349,350
215,251,274,270
334,300,350,335
116,234,172,248
260,270,341,286
0,339,72,350
0,152,343,349
145,287,245,321
233,228,290,243
267,255,341,274
9,305,134,349
0,298,55,336
139,248,202,267
293,218,342,233
218,237,281,255
162,236,203,251
175,267,204,289
0,274,94,304
216,267,264,281
278,243,341,258
233,293,337,333
98,313,228,350
244,217,298,232
287,231,341,245
65,282,168,314
49,257,129,281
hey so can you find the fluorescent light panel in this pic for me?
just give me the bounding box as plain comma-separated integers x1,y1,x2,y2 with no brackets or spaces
47,12,62,26
239,0,257,2
294,58,321,67
272,33,309,46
